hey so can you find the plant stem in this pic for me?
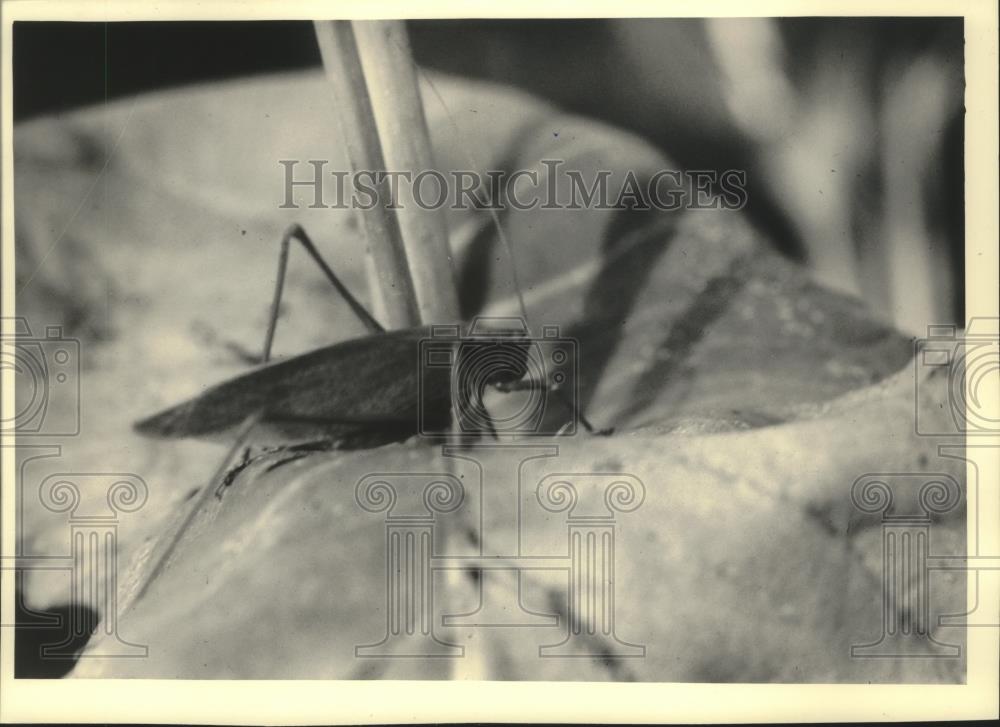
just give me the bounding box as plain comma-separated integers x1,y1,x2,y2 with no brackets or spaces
352,20,460,325
312,20,420,330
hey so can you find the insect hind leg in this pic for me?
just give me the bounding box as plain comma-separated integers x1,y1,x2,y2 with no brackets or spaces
133,412,263,604
260,224,385,364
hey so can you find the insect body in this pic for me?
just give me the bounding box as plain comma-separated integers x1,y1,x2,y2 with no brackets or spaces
135,325,450,446
136,225,590,449
136,319,586,447
131,225,600,603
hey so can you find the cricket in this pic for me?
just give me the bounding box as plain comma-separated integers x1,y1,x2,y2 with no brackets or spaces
130,22,609,600
134,224,603,452
131,225,605,600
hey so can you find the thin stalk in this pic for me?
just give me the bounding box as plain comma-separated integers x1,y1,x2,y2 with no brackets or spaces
313,20,420,330
352,20,459,325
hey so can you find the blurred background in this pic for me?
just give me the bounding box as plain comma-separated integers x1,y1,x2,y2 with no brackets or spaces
14,18,965,333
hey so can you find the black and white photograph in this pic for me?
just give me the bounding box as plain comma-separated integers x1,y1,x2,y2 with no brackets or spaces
1,0,997,723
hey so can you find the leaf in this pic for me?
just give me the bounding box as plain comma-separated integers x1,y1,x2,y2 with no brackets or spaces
74,364,963,681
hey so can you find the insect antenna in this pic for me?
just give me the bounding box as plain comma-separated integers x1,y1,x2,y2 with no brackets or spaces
417,63,610,437
417,68,530,327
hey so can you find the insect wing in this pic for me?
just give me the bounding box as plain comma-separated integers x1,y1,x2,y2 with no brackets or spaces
134,327,449,440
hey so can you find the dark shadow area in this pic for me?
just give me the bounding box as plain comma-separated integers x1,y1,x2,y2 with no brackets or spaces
13,20,320,120
14,583,98,678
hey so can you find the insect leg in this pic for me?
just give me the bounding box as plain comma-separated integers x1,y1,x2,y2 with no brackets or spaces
215,446,254,498
132,412,263,604
261,224,385,363
455,380,499,440
492,378,612,436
